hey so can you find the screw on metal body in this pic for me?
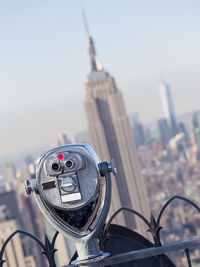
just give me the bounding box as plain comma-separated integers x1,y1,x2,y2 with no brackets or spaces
24,180,32,195
99,159,117,177
107,159,117,175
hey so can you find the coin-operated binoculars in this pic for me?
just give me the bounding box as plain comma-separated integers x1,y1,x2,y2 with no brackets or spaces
25,144,116,266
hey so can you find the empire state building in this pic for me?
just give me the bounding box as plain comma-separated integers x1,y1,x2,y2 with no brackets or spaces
83,20,149,235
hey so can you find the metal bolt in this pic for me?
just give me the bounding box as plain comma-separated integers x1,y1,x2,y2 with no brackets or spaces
24,180,32,195
108,159,117,175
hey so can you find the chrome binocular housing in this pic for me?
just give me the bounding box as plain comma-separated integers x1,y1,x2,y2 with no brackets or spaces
25,144,115,242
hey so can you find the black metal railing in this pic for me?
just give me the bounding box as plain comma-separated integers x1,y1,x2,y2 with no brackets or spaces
0,230,59,267
64,238,200,266
1,195,200,267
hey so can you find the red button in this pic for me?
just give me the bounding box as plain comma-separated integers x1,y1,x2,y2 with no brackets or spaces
58,153,64,160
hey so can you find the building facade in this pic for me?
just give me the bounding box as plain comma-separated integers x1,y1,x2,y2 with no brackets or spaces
131,113,146,147
83,29,149,236
193,111,200,147
158,118,171,144
159,83,177,137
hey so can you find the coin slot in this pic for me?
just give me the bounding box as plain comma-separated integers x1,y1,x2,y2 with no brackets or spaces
42,181,56,190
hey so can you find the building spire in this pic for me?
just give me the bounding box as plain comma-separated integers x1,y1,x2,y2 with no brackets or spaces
82,9,90,37
81,9,102,72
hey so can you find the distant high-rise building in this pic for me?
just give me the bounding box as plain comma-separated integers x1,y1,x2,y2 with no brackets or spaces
4,163,18,189
24,256,37,267
159,83,177,137
145,127,152,148
151,139,164,157
74,131,90,144
0,190,21,223
83,13,149,235
131,113,146,147
194,129,200,148
193,111,200,129
0,189,45,267
193,111,200,147
178,122,189,142
131,112,140,125
176,166,184,184
158,118,170,144
18,189,46,267
0,205,37,267
0,213,26,267
0,191,29,267
57,134,71,146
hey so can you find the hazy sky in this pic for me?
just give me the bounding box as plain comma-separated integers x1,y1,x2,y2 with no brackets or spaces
0,0,200,160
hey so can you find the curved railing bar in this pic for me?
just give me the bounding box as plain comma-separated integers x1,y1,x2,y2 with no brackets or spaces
157,195,200,227
51,231,59,248
42,232,59,267
0,230,46,261
104,206,151,236
0,230,59,267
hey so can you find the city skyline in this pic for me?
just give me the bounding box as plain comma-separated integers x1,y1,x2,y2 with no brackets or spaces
0,0,200,158
1,2,200,265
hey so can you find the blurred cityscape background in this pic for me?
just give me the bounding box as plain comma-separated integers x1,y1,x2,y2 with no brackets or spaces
0,1,200,266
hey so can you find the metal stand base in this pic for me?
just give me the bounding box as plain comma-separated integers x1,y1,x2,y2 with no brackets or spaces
71,252,110,266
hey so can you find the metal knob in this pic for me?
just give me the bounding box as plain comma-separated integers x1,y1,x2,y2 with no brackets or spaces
24,180,32,195
108,159,117,175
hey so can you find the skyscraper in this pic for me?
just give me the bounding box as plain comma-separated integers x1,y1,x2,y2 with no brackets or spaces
83,13,149,236
0,191,37,267
159,83,177,137
158,118,171,144
193,110,200,129
193,111,200,147
74,131,90,144
0,214,26,267
57,134,71,147
131,113,146,147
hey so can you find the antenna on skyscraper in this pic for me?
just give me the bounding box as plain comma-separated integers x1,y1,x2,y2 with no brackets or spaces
80,1,103,72
80,0,103,72
80,1,90,37
82,10,90,37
